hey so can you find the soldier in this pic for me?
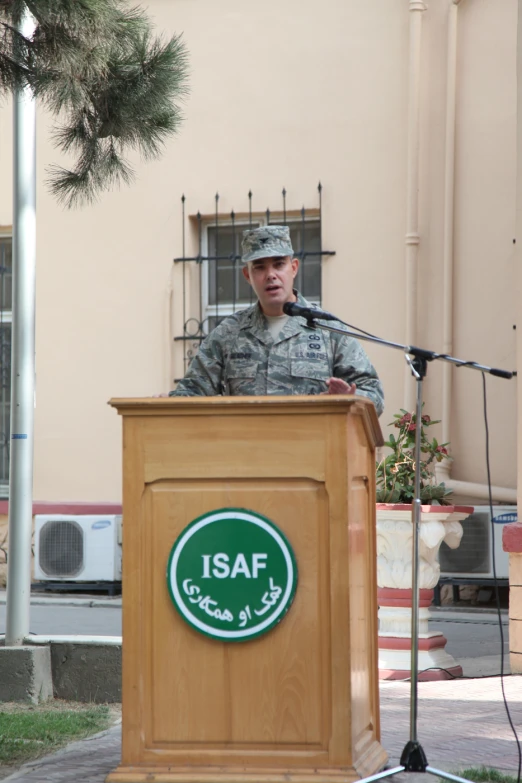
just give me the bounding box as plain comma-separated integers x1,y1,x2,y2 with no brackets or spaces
170,225,384,415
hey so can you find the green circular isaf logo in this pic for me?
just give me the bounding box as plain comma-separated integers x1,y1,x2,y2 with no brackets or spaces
166,508,298,641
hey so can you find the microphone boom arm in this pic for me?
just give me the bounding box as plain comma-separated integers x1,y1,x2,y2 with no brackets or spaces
307,318,514,380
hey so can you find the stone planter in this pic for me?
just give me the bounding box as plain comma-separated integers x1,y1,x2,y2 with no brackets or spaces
376,504,473,681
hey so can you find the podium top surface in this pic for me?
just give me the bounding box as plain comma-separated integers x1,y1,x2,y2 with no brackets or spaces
109,395,383,446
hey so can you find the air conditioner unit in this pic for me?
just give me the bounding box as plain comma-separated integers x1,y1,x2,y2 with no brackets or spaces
34,515,122,582
438,505,517,580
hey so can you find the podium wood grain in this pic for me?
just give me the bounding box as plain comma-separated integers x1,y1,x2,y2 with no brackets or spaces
107,396,387,783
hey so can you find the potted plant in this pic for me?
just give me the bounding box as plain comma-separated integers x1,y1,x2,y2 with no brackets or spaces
376,409,453,504
375,409,473,681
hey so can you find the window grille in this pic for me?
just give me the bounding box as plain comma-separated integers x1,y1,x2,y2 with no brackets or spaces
173,184,335,376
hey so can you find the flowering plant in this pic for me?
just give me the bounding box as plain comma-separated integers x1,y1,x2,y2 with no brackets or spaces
376,409,453,505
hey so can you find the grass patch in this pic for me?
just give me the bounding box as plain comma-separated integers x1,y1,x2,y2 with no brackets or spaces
0,702,113,767
452,769,519,783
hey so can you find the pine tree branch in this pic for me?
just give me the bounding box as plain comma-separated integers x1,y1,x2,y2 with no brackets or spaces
0,0,189,207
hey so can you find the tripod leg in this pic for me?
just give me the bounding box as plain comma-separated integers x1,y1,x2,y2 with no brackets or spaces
358,760,477,783
357,765,405,783
426,767,477,783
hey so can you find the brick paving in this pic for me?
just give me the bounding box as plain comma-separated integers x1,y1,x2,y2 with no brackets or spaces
2,675,521,783
380,676,522,773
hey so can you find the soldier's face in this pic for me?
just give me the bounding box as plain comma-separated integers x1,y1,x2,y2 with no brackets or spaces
242,256,299,315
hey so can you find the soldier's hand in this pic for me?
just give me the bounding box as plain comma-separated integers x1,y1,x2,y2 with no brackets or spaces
325,378,356,395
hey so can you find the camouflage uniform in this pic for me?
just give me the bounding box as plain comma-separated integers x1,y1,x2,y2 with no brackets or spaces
170,292,384,416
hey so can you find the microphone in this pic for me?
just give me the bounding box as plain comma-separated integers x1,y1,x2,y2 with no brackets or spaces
283,301,338,321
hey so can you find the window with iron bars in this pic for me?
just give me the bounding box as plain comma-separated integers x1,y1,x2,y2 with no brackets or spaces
204,217,322,333
0,236,11,497
174,185,335,377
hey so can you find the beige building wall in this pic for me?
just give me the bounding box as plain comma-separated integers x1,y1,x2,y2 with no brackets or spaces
0,0,517,504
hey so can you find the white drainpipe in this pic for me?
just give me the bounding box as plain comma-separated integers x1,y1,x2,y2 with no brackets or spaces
436,462,517,503
436,0,517,505
440,0,460,449
404,0,427,411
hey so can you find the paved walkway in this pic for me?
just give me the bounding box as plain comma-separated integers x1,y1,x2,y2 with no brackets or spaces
2,674,521,783
1,603,520,782
380,675,522,773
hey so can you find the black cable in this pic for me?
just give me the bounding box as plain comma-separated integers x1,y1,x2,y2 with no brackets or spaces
380,667,515,682
404,667,513,680
481,372,521,783
334,318,380,339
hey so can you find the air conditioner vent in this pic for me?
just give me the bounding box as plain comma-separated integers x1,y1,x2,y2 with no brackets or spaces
38,519,84,577
438,505,515,580
34,514,122,582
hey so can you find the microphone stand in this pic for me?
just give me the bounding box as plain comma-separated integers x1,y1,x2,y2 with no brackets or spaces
303,314,514,783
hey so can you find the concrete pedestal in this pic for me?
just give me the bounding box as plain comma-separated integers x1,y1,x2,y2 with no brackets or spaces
0,645,53,703
376,505,473,680
378,588,462,680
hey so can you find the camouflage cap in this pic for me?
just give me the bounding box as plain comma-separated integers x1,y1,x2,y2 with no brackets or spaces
241,225,294,263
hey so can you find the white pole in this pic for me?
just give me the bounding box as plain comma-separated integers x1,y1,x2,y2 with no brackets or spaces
440,1,460,448
5,7,37,647
403,0,427,411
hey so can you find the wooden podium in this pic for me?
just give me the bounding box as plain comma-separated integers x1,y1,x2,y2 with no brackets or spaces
107,395,387,783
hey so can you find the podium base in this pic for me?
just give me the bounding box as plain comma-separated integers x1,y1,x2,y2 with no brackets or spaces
106,743,388,783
